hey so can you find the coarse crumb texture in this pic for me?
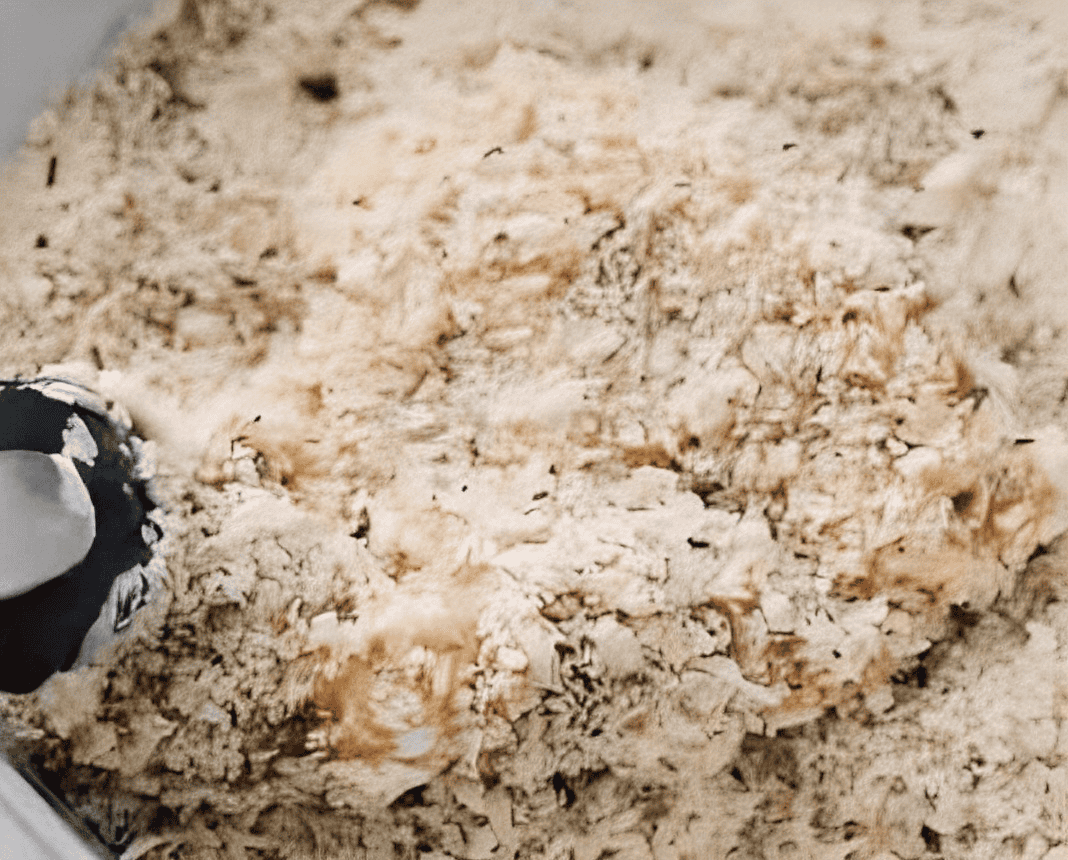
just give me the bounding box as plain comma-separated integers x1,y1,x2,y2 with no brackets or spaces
3,0,1068,858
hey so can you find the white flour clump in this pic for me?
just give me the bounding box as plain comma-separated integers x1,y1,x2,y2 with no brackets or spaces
2,0,1068,858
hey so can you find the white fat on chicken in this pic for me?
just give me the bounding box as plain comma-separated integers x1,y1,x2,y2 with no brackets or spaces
0,450,96,599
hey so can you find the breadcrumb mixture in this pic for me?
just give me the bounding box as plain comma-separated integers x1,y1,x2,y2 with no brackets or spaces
3,1,1068,858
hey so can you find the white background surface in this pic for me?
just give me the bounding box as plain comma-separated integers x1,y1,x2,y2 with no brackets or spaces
0,0,158,157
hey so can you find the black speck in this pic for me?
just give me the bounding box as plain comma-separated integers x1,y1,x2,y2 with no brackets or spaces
461,485,468,492
552,772,576,808
350,507,371,541
971,129,985,139
482,146,504,159
949,603,982,633
901,224,935,241
532,491,548,500
259,246,278,259
34,235,48,248
891,658,928,688
920,825,941,853
951,489,974,516
782,142,797,151
299,73,339,102
1014,437,1034,445
1027,543,1049,564
686,537,710,549
352,197,365,207
46,156,57,187
393,785,427,808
